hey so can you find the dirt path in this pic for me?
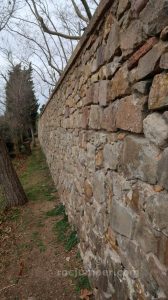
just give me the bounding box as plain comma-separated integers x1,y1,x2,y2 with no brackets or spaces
0,147,89,300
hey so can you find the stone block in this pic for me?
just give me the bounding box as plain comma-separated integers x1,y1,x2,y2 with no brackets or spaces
121,135,160,184
160,53,168,69
131,0,149,16
106,57,121,79
103,142,122,170
140,0,168,35
148,73,168,109
146,193,168,236
143,113,168,148
98,80,109,107
101,103,118,132
96,44,106,69
116,95,146,133
91,58,98,73
132,80,151,95
103,13,114,39
84,179,93,200
93,171,105,204
111,200,136,238
147,254,168,298
86,143,95,172
98,65,107,79
85,86,95,105
157,147,168,190
91,72,99,83
120,20,147,57
81,106,90,129
134,213,158,254
85,82,99,105
136,42,168,80
117,0,130,18
160,26,168,41
163,111,168,123
89,105,103,129
105,19,120,62
108,65,130,101
95,149,103,168
64,106,70,118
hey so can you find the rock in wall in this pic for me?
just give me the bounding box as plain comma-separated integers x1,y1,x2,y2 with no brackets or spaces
38,0,168,299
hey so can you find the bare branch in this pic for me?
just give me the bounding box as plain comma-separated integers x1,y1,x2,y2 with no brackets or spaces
29,0,81,40
80,0,92,20
71,0,89,23
0,0,16,32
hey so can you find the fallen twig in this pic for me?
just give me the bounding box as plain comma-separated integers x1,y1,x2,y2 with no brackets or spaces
0,284,16,293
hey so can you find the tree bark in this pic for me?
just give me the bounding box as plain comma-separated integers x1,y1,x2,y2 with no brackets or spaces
0,137,28,208
30,125,36,148
13,135,20,156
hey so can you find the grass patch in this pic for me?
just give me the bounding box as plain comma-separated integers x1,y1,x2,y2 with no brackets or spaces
19,148,57,203
75,275,92,292
52,205,79,252
65,231,79,251
8,208,21,221
31,231,46,252
46,204,65,217
70,271,92,293
53,215,70,242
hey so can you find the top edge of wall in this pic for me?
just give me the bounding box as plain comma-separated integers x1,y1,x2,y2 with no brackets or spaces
40,0,113,116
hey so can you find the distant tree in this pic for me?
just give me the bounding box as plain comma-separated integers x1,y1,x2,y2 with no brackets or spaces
40,104,45,115
5,63,38,152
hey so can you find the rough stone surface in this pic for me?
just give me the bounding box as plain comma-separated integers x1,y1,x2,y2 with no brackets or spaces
160,53,168,69
98,80,109,107
111,200,136,238
143,113,168,148
103,142,122,170
89,105,102,129
101,103,118,132
121,135,160,184
132,80,151,95
116,95,146,133
148,73,168,109
148,254,168,298
157,147,168,190
140,0,168,35
136,42,168,80
120,20,147,56
117,0,130,18
105,19,120,61
108,66,130,101
106,57,121,79
131,0,149,16
38,1,168,299
146,193,168,236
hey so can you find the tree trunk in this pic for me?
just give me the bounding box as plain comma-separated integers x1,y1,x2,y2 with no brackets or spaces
13,135,20,156
0,137,28,208
30,125,36,147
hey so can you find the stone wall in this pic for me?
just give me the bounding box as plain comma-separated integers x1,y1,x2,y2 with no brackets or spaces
38,0,168,299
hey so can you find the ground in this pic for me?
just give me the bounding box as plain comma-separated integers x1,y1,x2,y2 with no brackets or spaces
0,145,92,300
